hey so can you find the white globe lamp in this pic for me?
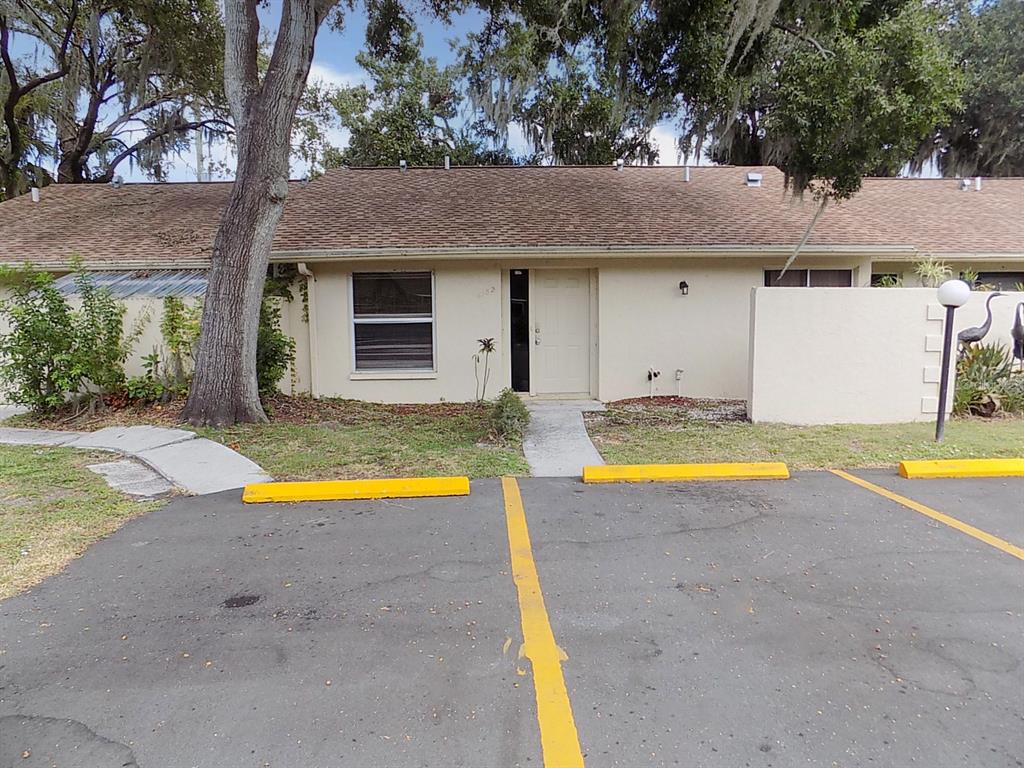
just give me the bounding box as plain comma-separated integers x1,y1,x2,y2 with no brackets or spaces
937,279,970,308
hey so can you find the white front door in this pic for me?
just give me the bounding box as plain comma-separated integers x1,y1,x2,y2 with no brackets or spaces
532,269,591,394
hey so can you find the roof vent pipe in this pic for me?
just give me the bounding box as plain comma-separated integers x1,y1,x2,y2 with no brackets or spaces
745,171,763,187
399,159,407,172
444,155,450,170
975,176,982,191
959,178,971,191
683,166,691,182
30,187,40,203
615,159,624,171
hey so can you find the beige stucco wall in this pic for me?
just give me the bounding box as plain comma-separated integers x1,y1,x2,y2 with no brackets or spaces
596,257,874,401
303,261,506,403
748,287,1024,425
4,259,1021,414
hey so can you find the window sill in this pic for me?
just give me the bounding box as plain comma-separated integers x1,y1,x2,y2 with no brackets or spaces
350,371,438,381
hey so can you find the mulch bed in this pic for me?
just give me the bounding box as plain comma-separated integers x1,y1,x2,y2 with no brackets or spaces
588,396,749,426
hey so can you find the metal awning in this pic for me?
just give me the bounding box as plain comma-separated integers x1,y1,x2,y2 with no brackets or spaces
54,269,208,298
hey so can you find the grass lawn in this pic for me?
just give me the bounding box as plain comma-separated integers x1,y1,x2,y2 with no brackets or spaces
585,401,1024,469
0,444,160,600
7,395,530,480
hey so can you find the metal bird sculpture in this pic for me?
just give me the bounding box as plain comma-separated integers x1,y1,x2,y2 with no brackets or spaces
957,292,1003,347
1012,302,1024,370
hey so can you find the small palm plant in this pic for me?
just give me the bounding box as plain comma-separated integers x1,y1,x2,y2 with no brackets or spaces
473,338,496,402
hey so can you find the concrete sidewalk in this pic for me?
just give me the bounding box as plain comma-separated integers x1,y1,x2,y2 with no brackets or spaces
522,399,606,477
0,425,270,495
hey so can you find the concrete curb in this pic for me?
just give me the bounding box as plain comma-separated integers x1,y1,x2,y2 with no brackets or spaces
898,458,1024,479
0,424,271,495
243,476,471,503
583,462,791,483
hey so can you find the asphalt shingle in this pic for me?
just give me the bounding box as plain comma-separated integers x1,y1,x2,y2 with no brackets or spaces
1,166,1021,268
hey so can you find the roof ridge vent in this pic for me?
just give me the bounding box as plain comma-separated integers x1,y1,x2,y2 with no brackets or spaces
399,159,407,172
745,171,763,188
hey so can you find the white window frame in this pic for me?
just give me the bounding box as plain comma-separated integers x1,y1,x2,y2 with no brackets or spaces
349,271,437,375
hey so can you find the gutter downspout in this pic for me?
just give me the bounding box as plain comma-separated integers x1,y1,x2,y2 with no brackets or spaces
297,262,320,397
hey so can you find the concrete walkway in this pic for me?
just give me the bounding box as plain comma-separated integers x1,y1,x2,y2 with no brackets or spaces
522,400,606,477
0,425,271,495
0,404,28,422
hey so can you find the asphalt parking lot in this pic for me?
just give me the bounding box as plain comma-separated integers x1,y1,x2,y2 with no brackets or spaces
1,472,1021,768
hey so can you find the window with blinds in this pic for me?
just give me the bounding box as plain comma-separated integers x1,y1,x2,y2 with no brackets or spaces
351,272,435,371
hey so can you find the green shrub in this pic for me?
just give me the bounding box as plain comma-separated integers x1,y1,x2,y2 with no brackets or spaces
160,296,201,388
125,375,165,403
954,343,1019,416
1000,374,1024,414
256,297,295,398
0,266,143,411
0,270,82,411
491,388,530,441
73,270,139,398
125,351,166,403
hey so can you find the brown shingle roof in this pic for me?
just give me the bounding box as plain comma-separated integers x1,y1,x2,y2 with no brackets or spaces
1,181,234,269
2,166,1021,268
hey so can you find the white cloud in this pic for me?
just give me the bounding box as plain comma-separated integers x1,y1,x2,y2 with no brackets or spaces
307,61,364,90
650,124,682,166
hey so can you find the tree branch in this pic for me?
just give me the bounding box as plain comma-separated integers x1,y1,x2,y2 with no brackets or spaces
771,22,833,57
96,89,196,141
94,118,234,182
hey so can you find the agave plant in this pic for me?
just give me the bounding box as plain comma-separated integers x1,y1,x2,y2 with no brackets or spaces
914,257,953,288
954,343,1014,416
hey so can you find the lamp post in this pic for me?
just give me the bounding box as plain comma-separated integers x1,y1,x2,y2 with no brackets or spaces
935,279,971,442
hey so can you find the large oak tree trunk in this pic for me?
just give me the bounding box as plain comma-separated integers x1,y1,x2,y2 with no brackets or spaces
182,0,332,426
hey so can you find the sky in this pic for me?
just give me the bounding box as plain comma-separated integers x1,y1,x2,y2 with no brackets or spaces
9,1,683,184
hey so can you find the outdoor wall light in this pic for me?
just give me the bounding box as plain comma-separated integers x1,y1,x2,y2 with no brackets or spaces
934,279,971,442
679,281,689,296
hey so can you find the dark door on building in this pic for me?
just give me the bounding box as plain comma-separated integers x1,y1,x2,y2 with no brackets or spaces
510,270,530,392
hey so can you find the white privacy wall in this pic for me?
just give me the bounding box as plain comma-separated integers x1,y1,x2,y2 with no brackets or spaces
748,287,1024,425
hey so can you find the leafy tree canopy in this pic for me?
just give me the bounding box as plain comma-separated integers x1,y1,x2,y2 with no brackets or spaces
325,32,515,167
463,0,963,197
0,0,226,198
913,0,1024,177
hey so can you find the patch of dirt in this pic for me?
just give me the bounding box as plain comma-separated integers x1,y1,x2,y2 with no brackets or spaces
586,397,748,426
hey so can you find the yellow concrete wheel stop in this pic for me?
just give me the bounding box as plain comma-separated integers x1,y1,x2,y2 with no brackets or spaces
898,458,1024,479
583,462,789,483
243,476,470,503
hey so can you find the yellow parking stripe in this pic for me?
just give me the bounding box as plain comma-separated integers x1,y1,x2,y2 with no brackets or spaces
831,470,1024,561
501,477,585,768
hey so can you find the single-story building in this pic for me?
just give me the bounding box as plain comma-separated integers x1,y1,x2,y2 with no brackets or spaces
2,165,1022,407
